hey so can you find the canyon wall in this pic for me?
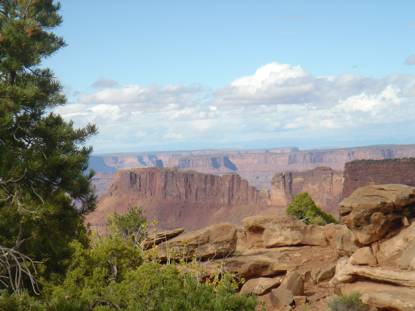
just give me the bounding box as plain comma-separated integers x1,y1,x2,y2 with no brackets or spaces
342,158,415,198
90,144,415,194
270,167,343,213
87,168,272,230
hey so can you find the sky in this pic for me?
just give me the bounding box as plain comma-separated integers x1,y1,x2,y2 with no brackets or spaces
46,0,415,153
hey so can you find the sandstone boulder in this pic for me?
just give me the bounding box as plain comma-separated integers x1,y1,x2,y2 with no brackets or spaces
281,271,304,296
157,223,237,261
240,277,282,295
350,247,377,266
141,228,184,250
242,215,327,249
339,184,415,245
270,287,294,309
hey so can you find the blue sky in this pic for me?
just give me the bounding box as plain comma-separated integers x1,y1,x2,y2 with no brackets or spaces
49,1,415,153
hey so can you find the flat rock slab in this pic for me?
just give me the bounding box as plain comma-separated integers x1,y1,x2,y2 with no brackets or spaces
141,228,184,250
242,215,327,249
240,277,282,295
332,257,415,287
340,281,415,311
157,223,237,261
201,245,337,280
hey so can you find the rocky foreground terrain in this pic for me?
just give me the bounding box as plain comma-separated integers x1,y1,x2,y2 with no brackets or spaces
140,184,415,310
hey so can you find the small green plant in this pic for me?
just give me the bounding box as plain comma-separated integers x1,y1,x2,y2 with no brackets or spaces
287,192,337,225
328,293,369,311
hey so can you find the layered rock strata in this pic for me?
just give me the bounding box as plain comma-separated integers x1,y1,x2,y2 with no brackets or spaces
88,168,272,231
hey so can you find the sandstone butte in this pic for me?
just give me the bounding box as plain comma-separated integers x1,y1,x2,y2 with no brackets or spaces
86,167,275,231
136,184,415,311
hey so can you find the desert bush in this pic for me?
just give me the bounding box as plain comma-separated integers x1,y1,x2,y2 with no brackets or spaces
107,207,148,244
42,234,256,311
287,192,337,225
328,293,369,311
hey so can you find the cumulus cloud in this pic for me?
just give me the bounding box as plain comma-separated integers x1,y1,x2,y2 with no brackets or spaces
57,62,415,152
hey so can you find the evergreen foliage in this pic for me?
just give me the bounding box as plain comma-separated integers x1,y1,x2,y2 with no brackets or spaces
0,2,258,309
0,0,96,286
286,192,337,225
107,207,148,245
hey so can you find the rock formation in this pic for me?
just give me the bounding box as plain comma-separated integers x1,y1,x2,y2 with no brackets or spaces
332,184,415,311
342,158,415,198
141,183,415,310
339,184,415,245
270,167,343,212
90,144,415,194
87,168,273,231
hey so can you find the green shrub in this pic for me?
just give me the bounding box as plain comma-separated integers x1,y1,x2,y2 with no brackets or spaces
287,192,337,225
43,236,257,311
328,293,369,311
107,207,148,244
0,291,45,311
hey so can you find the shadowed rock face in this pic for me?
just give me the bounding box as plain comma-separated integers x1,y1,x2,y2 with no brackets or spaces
87,168,273,231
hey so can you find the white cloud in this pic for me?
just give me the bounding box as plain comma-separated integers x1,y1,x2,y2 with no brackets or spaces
57,61,415,152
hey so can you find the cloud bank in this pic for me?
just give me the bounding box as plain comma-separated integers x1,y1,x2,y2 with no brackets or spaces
55,62,415,152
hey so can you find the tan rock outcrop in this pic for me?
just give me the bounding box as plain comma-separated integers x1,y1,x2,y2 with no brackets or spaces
141,228,184,250
376,221,415,265
281,271,304,296
339,184,415,245
240,277,282,295
270,287,294,310
157,223,237,261
331,257,415,287
350,247,377,266
324,223,358,256
242,215,327,249
311,263,336,284
340,282,415,311
201,255,284,280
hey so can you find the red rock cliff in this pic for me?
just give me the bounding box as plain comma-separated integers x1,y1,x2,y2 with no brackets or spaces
87,168,272,230
342,158,415,198
270,167,343,213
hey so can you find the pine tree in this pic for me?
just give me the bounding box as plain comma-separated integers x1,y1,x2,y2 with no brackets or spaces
0,0,97,287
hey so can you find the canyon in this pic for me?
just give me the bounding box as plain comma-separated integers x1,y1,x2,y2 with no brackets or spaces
90,144,415,196
89,145,415,232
